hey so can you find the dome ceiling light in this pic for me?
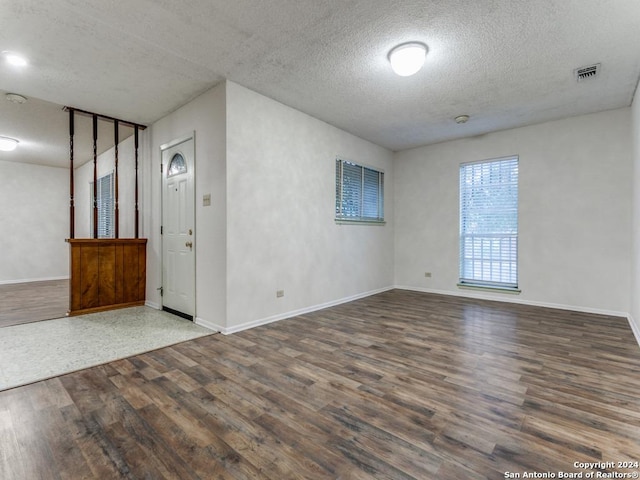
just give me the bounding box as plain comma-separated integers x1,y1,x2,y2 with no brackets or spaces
0,136,19,151
388,42,428,77
6,93,27,104
2,51,28,67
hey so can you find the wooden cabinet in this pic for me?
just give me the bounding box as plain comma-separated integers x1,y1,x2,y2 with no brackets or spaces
67,238,147,316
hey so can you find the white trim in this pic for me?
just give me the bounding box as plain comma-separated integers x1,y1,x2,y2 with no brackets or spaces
194,316,221,332
213,286,394,335
628,314,640,349
160,132,196,318
460,154,519,168
0,276,69,285
162,285,640,350
335,155,385,174
145,300,161,310
160,132,194,152
335,219,386,226
395,285,629,318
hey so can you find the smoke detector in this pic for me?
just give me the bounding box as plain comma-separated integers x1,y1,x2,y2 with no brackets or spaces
574,64,600,82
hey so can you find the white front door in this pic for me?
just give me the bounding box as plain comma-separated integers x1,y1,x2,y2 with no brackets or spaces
161,135,195,319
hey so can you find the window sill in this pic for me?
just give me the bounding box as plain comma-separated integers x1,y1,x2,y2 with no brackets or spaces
457,283,521,294
335,219,386,226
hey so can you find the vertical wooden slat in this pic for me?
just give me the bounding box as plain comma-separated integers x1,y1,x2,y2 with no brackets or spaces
138,243,146,301
81,245,100,308
114,120,120,239
69,243,82,312
92,114,98,239
69,109,75,239
122,244,137,303
98,245,116,306
115,244,125,304
134,126,139,239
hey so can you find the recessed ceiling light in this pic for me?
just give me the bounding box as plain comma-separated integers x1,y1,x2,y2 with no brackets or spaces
388,42,428,77
0,136,19,152
2,51,28,67
455,115,470,124
6,93,27,104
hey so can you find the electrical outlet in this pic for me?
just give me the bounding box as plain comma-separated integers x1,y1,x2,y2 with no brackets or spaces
276,290,284,298
424,272,432,278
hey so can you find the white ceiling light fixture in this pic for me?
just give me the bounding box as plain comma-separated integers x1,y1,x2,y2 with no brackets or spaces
0,136,19,151
388,42,428,77
455,115,470,124
2,51,28,67
6,93,27,104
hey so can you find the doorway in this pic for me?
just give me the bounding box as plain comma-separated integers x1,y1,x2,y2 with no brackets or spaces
161,135,195,320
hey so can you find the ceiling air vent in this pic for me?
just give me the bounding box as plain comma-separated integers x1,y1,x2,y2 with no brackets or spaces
574,63,600,82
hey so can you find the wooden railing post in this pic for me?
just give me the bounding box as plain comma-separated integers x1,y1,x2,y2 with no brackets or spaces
114,119,119,238
135,126,139,239
69,109,75,239
92,114,98,239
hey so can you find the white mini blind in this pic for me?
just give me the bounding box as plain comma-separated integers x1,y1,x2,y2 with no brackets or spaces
336,158,384,222
459,156,518,288
91,172,115,238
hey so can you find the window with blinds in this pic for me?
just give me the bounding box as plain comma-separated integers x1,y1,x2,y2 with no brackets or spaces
90,172,115,238
335,158,384,223
459,156,518,289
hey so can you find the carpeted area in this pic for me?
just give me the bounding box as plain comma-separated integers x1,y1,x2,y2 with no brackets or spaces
0,306,215,391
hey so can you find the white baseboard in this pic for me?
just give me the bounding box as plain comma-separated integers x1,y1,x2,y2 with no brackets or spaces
145,300,161,310
628,314,640,349
152,285,640,351
146,301,220,332
214,286,395,335
394,285,629,319
0,276,69,286
194,317,221,332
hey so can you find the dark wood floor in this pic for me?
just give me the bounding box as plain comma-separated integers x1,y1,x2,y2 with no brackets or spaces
1,289,640,479
0,279,68,328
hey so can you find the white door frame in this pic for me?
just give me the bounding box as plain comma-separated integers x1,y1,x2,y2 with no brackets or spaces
160,132,196,319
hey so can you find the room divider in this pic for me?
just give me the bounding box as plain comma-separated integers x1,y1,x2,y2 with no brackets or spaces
65,107,148,316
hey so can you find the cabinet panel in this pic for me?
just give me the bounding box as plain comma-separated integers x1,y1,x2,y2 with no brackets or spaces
67,239,147,316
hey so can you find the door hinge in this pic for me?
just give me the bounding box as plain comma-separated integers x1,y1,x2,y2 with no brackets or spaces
160,163,163,173
161,225,163,235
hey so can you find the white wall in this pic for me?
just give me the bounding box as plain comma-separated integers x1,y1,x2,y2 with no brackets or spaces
395,108,632,315
0,160,68,283
225,82,394,331
631,91,640,334
146,83,227,327
145,81,393,332
75,135,138,238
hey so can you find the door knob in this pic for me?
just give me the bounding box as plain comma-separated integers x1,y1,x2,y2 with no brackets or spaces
185,241,193,249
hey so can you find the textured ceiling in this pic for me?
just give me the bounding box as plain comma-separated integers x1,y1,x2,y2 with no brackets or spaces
1,0,639,168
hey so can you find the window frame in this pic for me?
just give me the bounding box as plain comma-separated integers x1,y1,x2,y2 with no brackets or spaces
458,155,520,292
335,157,385,225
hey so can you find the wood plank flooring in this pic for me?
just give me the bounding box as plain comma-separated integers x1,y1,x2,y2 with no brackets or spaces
1,289,640,479
0,279,68,328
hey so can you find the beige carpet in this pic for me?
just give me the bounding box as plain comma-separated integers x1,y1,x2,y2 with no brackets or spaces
0,306,215,391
